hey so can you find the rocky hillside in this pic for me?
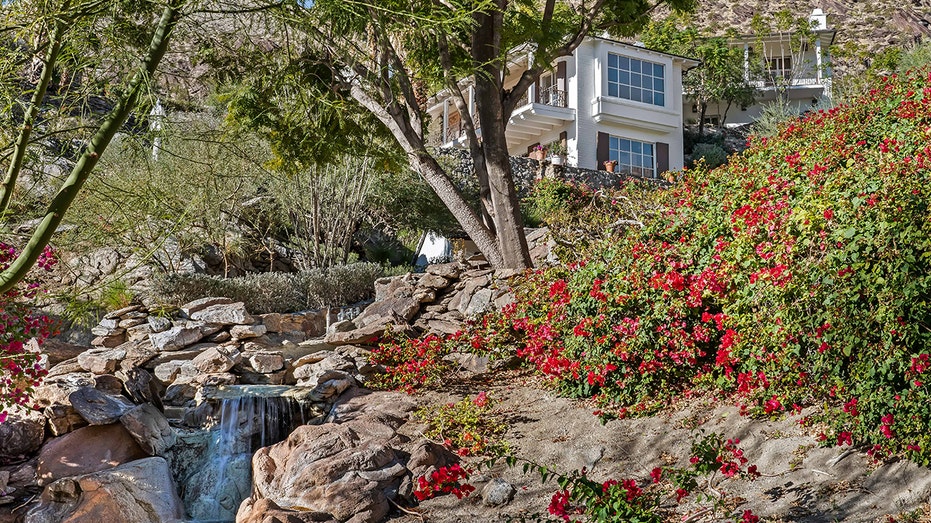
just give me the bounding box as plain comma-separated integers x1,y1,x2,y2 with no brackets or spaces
676,0,931,78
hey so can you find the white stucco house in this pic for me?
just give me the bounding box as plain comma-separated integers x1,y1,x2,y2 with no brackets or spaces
427,37,700,179
692,8,836,127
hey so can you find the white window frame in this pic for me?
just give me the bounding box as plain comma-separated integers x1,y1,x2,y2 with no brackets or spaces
606,53,666,107
609,135,656,178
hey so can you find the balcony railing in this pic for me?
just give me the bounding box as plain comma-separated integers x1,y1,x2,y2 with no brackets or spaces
513,86,569,109
536,86,568,108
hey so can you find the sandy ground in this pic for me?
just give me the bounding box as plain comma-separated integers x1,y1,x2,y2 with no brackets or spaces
389,370,931,523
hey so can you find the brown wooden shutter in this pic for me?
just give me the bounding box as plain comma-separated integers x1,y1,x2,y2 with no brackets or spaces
597,132,609,169
656,142,669,177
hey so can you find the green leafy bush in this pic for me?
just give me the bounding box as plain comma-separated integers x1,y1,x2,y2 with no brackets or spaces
690,142,728,168
150,262,383,313
521,177,666,262
467,67,931,462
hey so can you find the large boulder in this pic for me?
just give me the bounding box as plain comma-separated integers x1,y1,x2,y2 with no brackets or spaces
119,404,176,456
37,424,147,486
292,352,357,387
26,457,185,523
191,345,242,374
239,391,416,523
68,387,134,425
190,302,254,326
32,373,95,437
181,296,234,317
150,326,206,352
0,409,45,465
76,348,126,375
236,498,336,523
38,339,86,367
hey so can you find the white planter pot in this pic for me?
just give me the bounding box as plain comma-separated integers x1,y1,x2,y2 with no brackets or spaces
550,155,564,166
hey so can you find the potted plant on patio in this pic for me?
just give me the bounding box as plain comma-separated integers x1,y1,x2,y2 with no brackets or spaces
529,144,547,162
548,140,567,166
603,160,618,173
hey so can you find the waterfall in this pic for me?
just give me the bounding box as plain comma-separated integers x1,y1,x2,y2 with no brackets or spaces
178,386,318,522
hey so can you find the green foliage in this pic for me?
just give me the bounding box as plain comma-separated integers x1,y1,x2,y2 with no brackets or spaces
416,392,509,457
896,41,931,75
641,17,754,129
150,262,384,313
690,143,728,169
98,280,134,311
520,178,665,263
61,115,272,275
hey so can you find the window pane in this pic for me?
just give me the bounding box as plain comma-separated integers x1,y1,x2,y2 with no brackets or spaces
619,139,631,152
607,84,618,97
620,56,629,70
619,152,631,165
630,74,640,88
619,85,630,99
654,77,664,91
609,137,619,150
619,71,629,85
644,143,653,157
609,54,618,68
654,63,664,77
608,68,618,83
631,141,641,155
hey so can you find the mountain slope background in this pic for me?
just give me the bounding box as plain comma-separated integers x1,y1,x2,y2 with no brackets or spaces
659,0,931,88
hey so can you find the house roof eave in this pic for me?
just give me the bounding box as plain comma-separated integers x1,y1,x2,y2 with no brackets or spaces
590,36,701,68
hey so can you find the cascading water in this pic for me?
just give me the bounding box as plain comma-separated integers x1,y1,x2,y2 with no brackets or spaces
176,385,321,522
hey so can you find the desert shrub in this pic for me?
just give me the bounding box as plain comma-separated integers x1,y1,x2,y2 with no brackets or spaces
415,392,509,457
521,177,666,263
150,262,383,313
467,67,931,462
690,142,727,168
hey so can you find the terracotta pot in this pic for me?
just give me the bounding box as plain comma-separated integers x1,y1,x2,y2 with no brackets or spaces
604,162,617,173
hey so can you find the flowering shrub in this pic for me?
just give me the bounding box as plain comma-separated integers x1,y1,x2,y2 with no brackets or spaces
416,391,509,457
413,463,475,501
465,67,931,462
368,332,456,393
0,243,57,423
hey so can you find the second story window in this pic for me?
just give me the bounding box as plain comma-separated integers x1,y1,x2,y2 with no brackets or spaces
607,54,665,107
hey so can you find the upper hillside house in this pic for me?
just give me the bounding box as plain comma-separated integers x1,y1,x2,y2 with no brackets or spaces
693,8,836,127
427,37,699,179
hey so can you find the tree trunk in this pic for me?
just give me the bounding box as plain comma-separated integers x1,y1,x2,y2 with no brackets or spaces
410,152,504,267
698,101,707,137
472,3,531,269
0,2,183,293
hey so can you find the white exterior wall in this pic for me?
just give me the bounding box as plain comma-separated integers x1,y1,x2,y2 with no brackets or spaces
578,39,687,172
